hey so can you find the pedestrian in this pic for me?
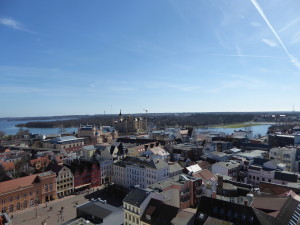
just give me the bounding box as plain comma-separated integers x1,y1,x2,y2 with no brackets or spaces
48,213,50,219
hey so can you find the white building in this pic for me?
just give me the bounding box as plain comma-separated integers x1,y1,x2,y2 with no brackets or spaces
269,147,297,172
141,146,170,162
113,156,169,189
233,130,253,139
212,162,240,180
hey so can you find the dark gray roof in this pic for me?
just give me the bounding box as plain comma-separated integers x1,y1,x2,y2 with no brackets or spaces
276,196,300,225
123,188,149,207
141,198,179,225
274,171,298,182
50,136,84,144
193,196,277,225
77,201,122,221
115,156,168,170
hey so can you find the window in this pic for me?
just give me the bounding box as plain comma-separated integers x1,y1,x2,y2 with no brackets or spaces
9,197,12,202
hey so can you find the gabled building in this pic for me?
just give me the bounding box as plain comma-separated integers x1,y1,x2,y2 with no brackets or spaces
140,198,179,225
65,160,100,191
123,188,163,225
45,161,74,198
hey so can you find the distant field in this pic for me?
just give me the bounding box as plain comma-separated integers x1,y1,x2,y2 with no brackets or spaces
212,123,266,129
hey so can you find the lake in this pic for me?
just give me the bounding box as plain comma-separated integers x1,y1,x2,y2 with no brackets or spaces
0,119,77,135
0,119,271,137
197,124,271,137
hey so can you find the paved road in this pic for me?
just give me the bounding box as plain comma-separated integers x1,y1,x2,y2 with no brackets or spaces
12,189,101,225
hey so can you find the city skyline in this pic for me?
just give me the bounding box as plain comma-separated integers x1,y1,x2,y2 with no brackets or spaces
1,0,300,117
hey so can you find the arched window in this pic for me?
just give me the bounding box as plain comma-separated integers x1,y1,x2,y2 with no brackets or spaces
9,204,14,212
16,203,20,210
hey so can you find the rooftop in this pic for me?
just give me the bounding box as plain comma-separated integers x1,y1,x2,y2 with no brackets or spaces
123,188,150,207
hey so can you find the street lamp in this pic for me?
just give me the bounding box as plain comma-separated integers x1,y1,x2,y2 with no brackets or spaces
35,198,39,218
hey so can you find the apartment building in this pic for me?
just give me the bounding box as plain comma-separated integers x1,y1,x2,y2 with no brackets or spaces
113,156,169,189
123,188,163,225
269,147,297,172
45,162,74,198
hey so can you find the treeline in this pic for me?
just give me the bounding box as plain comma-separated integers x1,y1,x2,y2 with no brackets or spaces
16,113,257,128
16,115,116,128
151,113,256,127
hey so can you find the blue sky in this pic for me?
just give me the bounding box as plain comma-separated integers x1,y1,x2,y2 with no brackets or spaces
0,0,300,117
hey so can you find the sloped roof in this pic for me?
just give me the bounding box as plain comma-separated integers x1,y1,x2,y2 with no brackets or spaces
77,201,122,220
193,196,277,225
193,169,217,182
0,161,15,171
0,174,38,194
141,198,179,225
171,210,195,225
123,188,149,207
250,195,288,215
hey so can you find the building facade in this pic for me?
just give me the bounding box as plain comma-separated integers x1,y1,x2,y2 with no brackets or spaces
43,136,84,150
113,157,169,189
0,171,57,213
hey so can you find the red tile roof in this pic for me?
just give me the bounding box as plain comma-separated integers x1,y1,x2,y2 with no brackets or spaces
0,174,37,195
193,169,217,182
0,161,15,171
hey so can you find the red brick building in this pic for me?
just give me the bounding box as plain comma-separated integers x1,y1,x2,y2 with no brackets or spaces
0,171,57,213
67,161,100,191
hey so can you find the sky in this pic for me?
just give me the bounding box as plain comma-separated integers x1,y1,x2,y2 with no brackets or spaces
0,0,300,117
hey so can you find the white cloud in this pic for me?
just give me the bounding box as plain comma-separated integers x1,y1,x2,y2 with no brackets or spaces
291,31,300,45
279,17,300,33
250,22,261,27
250,0,300,70
0,17,35,34
261,38,277,47
209,53,284,59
